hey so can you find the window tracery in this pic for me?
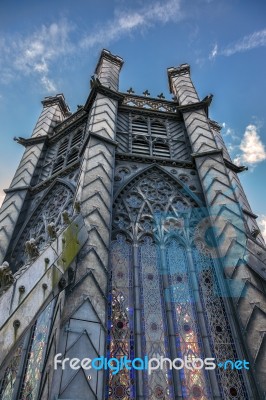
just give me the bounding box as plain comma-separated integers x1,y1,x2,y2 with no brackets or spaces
11,182,74,270
109,167,248,399
0,342,23,400
19,300,54,399
0,300,54,400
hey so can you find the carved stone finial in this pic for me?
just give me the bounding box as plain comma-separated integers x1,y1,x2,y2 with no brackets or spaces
157,93,165,99
90,74,101,89
0,261,14,295
47,222,57,239
62,210,71,225
127,87,135,94
25,238,39,259
143,90,150,97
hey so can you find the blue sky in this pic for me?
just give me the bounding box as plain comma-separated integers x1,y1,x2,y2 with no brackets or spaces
0,0,266,236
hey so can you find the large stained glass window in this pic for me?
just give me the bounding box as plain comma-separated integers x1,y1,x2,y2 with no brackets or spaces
19,300,54,400
0,342,23,400
108,166,247,399
166,240,209,399
108,235,135,400
139,237,172,399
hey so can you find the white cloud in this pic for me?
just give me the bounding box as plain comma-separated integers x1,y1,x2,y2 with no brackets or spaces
41,76,57,92
0,2,183,90
209,43,218,60
0,19,74,91
209,29,266,59
222,29,266,56
257,215,266,242
80,0,182,48
233,124,266,165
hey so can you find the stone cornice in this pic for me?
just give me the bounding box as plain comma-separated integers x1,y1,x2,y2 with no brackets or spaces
167,64,191,94
30,161,80,194
90,132,119,147
13,135,47,147
191,149,223,158
53,108,87,137
209,119,222,131
84,81,124,111
242,208,258,219
95,49,124,74
224,159,248,173
178,95,213,117
115,152,193,168
42,94,71,117
4,185,30,194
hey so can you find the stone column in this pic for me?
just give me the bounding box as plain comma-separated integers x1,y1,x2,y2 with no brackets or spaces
51,51,124,399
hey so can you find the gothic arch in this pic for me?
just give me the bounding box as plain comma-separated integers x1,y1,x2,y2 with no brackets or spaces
113,164,203,207
10,179,75,270
108,165,248,399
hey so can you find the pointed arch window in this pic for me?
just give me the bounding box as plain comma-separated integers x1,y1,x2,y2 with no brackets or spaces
108,167,248,399
11,182,74,271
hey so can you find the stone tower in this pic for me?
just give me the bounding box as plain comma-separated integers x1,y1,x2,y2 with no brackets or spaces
0,50,265,400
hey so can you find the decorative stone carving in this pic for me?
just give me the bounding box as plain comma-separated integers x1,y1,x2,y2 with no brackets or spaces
0,261,14,295
47,222,57,239
25,238,39,260
62,210,71,225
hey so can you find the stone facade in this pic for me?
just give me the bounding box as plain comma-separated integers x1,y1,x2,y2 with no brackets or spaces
0,50,265,400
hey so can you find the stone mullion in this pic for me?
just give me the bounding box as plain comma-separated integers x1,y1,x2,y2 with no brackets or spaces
132,242,144,399
186,247,222,399
160,244,183,400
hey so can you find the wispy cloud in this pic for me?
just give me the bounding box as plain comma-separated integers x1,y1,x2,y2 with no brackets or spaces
0,19,74,91
80,0,182,48
233,124,266,166
209,29,266,59
222,122,239,140
209,43,218,60
0,1,183,91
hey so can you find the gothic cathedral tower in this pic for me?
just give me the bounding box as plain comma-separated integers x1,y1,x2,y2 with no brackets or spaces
0,50,265,399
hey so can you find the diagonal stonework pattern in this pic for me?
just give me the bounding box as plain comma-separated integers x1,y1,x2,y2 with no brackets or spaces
168,64,266,396
50,50,124,399
0,95,70,266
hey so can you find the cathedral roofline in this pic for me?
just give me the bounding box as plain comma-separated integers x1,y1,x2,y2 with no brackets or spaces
41,93,71,117
94,49,124,75
167,63,191,94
